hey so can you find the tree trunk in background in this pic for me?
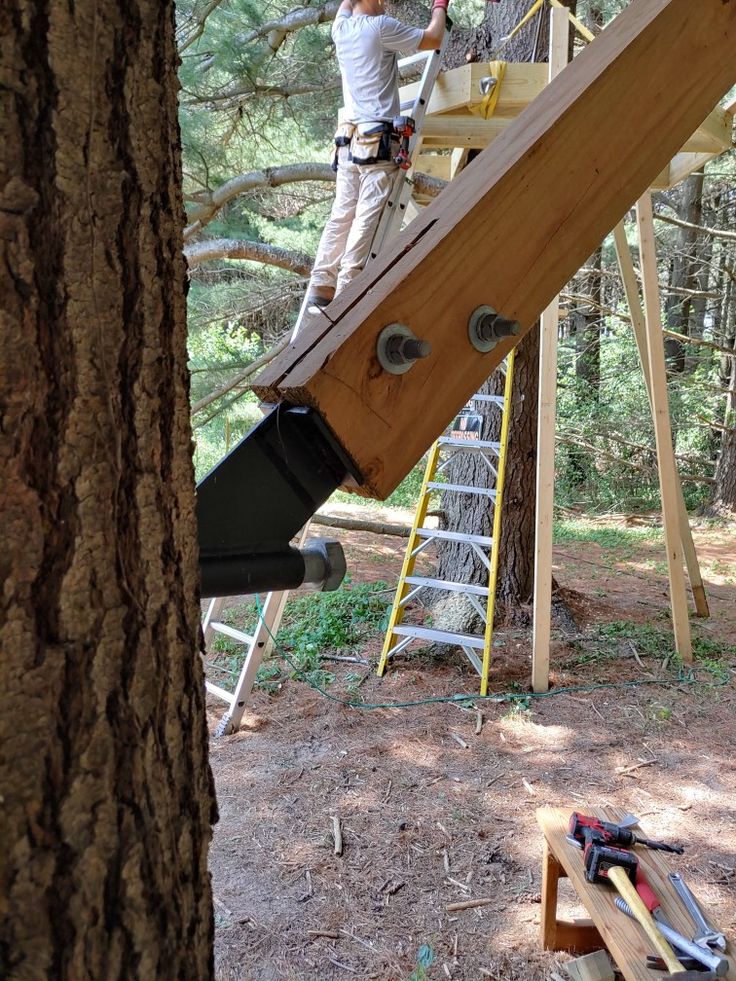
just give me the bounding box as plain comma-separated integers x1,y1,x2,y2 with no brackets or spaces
712,281,736,512
1,2,216,978
573,246,602,398
432,1,559,633
664,171,705,372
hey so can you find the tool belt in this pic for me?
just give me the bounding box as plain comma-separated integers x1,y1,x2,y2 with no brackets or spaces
332,121,396,171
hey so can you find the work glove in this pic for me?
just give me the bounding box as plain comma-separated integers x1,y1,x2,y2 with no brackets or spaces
431,0,449,10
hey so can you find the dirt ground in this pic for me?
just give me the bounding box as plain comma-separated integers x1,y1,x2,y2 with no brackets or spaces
206,513,736,980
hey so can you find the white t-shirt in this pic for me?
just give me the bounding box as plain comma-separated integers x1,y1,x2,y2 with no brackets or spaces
332,13,424,123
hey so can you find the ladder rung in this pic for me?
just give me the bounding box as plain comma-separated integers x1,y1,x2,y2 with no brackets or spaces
205,680,235,706
392,625,486,649
398,50,434,69
405,576,489,597
470,394,505,404
439,436,501,452
426,482,496,497
210,622,255,644
416,528,493,547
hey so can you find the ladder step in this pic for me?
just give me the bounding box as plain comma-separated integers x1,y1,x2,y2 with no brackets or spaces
210,622,255,644
392,624,486,649
398,50,434,69
205,680,235,706
470,394,505,404
426,482,496,498
405,576,489,597
439,436,501,452
416,528,493,547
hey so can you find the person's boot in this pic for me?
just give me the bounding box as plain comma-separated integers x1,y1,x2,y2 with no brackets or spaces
306,285,335,313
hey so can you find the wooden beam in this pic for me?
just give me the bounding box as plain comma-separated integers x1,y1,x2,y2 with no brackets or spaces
255,0,736,500
420,114,510,149
657,151,719,189
612,222,709,618
420,107,731,154
400,63,549,119
415,153,451,181
532,5,569,696
635,194,693,661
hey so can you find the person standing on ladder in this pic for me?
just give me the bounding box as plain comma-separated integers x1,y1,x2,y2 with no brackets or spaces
305,0,448,313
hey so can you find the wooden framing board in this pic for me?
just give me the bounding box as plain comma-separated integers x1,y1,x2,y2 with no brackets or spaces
400,62,549,119
612,222,709,618
420,104,731,152
254,0,736,500
532,6,569,696
635,193,692,661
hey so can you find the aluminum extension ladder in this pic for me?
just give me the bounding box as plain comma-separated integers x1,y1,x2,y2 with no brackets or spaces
377,352,516,695
201,31,451,735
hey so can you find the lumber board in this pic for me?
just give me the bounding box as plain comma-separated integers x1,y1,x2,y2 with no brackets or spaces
655,151,721,190
400,63,549,119
537,806,736,980
636,194,693,661
419,105,731,153
415,153,451,181
532,7,568,697
612,222,709,617
254,0,736,499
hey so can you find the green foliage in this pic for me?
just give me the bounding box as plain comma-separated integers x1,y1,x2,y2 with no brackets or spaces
594,620,735,679
553,519,663,550
206,580,390,692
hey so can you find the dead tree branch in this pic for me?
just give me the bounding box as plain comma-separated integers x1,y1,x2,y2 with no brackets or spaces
192,336,290,415
186,238,313,275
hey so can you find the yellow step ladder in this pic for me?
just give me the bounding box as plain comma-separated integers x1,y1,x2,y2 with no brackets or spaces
377,352,515,695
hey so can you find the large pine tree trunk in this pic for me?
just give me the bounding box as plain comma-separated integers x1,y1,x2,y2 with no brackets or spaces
431,0,557,632
1,2,216,977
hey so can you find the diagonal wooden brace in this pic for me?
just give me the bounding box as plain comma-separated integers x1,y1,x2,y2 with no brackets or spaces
254,0,736,499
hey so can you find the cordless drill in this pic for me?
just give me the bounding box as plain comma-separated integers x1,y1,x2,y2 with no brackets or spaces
392,115,415,170
569,812,684,855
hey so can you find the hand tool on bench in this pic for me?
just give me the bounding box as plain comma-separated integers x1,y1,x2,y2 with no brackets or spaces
583,841,686,975
569,812,685,855
669,873,728,952
615,898,729,976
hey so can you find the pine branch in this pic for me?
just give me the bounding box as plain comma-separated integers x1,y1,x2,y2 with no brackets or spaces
237,1,341,53
185,238,313,275
191,336,290,416
184,163,446,238
177,0,226,54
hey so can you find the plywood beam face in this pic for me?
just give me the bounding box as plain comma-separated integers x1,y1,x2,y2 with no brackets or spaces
612,222,709,618
635,195,693,662
255,0,736,500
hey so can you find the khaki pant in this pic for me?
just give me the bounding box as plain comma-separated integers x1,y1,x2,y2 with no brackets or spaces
309,146,397,296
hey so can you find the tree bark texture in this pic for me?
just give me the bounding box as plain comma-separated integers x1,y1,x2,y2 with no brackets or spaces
1,2,216,978
664,171,705,372
431,0,551,631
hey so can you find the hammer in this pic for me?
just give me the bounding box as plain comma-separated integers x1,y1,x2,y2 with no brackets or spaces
585,842,686,975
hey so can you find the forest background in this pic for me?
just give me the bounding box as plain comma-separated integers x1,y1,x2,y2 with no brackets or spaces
177,0,736,518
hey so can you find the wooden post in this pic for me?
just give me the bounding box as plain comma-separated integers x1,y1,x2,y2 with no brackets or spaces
532,5,568,694
635,194,693,662
612,222,709,617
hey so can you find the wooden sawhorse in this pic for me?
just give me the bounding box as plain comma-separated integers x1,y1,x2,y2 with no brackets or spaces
536,806,734,981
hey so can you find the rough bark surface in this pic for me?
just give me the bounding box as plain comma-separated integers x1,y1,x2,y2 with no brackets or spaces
0,1,216,978
431,0,550,632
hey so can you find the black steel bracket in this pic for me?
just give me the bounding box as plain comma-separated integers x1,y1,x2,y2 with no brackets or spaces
196,405,357,597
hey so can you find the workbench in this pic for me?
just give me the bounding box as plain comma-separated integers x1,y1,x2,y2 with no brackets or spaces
536,806,735,980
